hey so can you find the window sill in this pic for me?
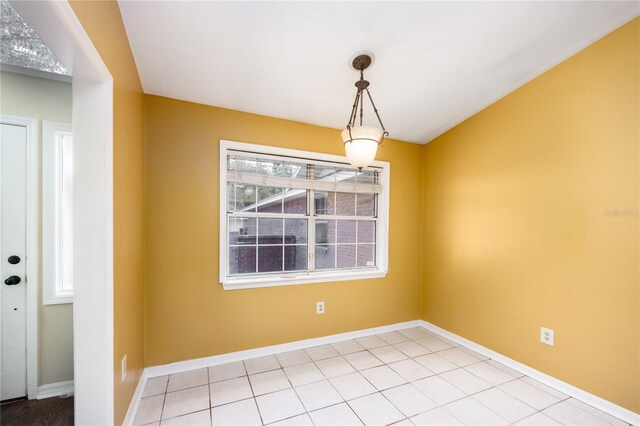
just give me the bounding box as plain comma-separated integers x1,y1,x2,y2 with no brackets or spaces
222,269,387,290
43,294,73,305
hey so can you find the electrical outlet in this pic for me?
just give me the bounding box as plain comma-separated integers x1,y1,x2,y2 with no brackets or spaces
316,301,325,315
121,354,127,382
540,327,554,346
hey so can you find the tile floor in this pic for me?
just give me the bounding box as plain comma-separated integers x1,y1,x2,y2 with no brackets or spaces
134,327,629,426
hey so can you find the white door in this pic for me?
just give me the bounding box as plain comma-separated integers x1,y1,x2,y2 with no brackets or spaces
0,123,28,401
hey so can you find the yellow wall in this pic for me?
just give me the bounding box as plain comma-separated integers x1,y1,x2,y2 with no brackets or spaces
421,17,639,413
143,95,423,367
69,2,145,424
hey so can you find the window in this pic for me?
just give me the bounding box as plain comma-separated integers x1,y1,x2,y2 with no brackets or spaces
220,140,389,290
43,121,73,304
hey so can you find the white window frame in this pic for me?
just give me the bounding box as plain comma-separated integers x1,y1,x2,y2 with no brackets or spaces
42,121,73,304
219,140,390,290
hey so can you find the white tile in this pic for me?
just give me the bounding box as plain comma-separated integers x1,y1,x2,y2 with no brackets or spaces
520,377,569,401
398,327,432,340
436,349,482,367
249,369,291,396
393,341,431,358
331,339,365,355
457,347,489,361
411,407,462,425
412,376,466,406
382,384,437,417
284,362,324,387
245,355,281,375
370,346,409,364
209,361,246,383
163,385,210,420
439,368,492,394
413,354,457,374
308,402,363,426
305,344,340,361
388,359,433,382
378,332,410,345
271,413,314,425
432,336,460,347
210,376,253,407
161,409,211,426
486,360,524,378
294,380,343,411
276,350,312,368
498,379,560,410
355,335,388,350
443,397,509,425
316,356,357,378
349,392,404,426
329,372,377,400
360,365,407,391
472,387,537,422
515,412,562,425
256,389,305,424
463,362,516,386
344,351,384,371
167,369,209,392
414,337,452,352
543,400,616,425
211,398,262,426
565,398,627,425
134,395,164,426
391,420,413,425
143,376,169,398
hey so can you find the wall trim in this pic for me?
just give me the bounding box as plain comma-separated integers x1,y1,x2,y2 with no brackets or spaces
123,370,147,426
418,320,640,426
37,380,74,400
126,320,638,425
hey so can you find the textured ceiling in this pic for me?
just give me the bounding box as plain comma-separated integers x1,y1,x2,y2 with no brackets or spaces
119,1,638,144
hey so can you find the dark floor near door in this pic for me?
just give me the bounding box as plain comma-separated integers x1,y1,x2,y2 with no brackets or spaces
0,396,73,426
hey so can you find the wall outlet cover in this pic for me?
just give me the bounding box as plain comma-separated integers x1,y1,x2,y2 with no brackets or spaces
316,301,325,315
540,327,554,346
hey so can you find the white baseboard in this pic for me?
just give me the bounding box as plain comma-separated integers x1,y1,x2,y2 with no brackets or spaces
144,320,423,378
123,370,148,426
37,380,74,399
418,320,640,426
125,319,639,426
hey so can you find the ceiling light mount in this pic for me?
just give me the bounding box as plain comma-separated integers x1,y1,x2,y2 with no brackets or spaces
342,53,388,170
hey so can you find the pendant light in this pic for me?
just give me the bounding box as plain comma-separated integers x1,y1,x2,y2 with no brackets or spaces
342,53,388,170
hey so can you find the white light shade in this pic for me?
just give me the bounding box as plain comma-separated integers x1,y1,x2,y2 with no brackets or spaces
341,126,383,169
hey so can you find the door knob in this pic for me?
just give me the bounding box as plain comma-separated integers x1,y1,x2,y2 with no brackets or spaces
4,276,21,285
8,255,20,264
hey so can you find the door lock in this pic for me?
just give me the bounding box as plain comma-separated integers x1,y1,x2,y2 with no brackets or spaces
4,276,21,285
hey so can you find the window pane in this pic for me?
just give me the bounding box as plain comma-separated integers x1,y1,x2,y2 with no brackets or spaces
315,245,335,269
258,218,283,244
257,186,282,213
284,189,307,214
357,221,375,243
229,246,256,274
356,169,377,185
337,220,356,243
229,217,256,245
337,245,356,268
315,220,335,244
336,192,355,215
230,184,256,212
258,246,283,272
285,246,307,271
315,191,335,215
357,244,375,267
285,219,307,244
312,165,337,181
356,193,375,216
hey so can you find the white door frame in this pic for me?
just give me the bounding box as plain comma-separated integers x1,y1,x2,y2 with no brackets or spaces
0,115,38,399
9,1,115,423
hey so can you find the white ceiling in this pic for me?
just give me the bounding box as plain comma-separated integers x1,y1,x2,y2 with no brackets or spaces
118,1,638,144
